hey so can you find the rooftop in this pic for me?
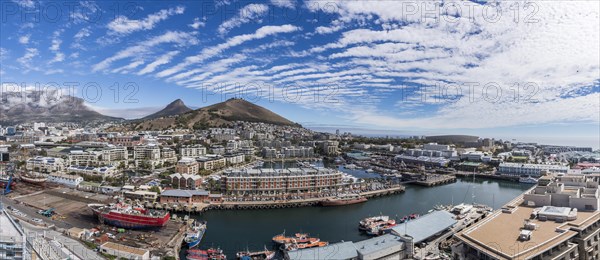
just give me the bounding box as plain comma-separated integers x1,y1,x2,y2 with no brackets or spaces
390,210,457,243
456,201,599,259
287,241,358,260
100,241,148,256
161,189,209,197
354,234,404,256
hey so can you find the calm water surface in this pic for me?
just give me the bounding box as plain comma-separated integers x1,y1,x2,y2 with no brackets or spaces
183,176,532,257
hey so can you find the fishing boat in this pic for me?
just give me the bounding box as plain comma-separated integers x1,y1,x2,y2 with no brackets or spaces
320,194,367,206
187,248,226,260
236,247,275,260
359,215,389,230
88,202,170,229
519,176,538,184
184,221,207,248
19,172,47,185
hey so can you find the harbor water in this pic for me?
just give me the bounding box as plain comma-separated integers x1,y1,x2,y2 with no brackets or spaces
184,176,532,258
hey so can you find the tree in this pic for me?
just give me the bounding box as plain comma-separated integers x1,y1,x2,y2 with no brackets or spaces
149,186,161,194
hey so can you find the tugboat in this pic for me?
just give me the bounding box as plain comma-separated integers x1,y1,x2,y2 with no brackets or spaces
236,247,275,260
184,221,207,248
320,194,367,206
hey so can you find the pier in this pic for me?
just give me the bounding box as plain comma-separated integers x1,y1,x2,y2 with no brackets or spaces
412,175,457,187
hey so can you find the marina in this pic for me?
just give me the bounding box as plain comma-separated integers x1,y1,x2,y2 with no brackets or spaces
182,178,532,258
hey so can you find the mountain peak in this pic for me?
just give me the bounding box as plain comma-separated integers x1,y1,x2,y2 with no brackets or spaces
139,99,192,120
131,98,298,130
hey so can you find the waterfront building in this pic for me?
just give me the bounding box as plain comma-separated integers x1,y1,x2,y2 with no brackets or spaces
224,153,245,165
66,165,117,177
0,206,27,260
99,242,149,260
48,173,83,187
543,145,594,154
197,155,226,170
123,190,158,202
133,144,160,161
159,189,210,204
26,156,65,173
394,155,450,167
180,145,206,157
221,167,343,195
176,157,199,175
498,163,569,177
169,173,203,189
109,136,143,147
452,176,600,260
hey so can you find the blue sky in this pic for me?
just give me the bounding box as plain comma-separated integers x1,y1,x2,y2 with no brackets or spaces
0,0,599,147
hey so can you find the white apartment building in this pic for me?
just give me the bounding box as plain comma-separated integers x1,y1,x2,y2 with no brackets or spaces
66,165,117,177
48,173,83,187
498,163,570,177
225,153,245,165
101,146,127,164
68,150,101,166
281,146,314,158
180,145,207,157
26,156,65,173
133,144,161,160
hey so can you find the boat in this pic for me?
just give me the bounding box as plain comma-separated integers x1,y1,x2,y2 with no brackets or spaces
364,219,397,236
187,248,226,260
283,240,329,251
88,202,170,229
359,215,389,230
272,233,317,245
320,194,367,206
184,221,207,248
19,172,47,185
519,176,538,184
451,203,474,215
236,247,275,260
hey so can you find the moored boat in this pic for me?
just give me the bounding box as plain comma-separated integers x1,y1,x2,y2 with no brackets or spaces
320,194,367,206
359,215,389,230
184,221,207,248
187,248,226,260
88,202,170,229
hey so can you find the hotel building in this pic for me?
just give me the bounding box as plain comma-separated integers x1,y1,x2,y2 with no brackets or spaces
498,163,570,177
452,175,599,260
221,167,343,195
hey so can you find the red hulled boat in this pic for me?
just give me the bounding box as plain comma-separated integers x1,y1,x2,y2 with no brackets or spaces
88,203,170,229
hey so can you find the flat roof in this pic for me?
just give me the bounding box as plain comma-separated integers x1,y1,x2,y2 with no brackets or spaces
287,241,358,260
101,241,148,256
391,210,457,243
0,210,24,243
354,234,404,256
456,202,599,259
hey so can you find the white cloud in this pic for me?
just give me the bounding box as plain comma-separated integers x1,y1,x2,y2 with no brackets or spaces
189,17,205,29
93,31,198,72
12,0,35,8
18,35,30,44
138,51,180,75
157,24,300,78
16,48,39,71
0,48,7,61
271,0,295,9
107,6,185,35
218,4,269,35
